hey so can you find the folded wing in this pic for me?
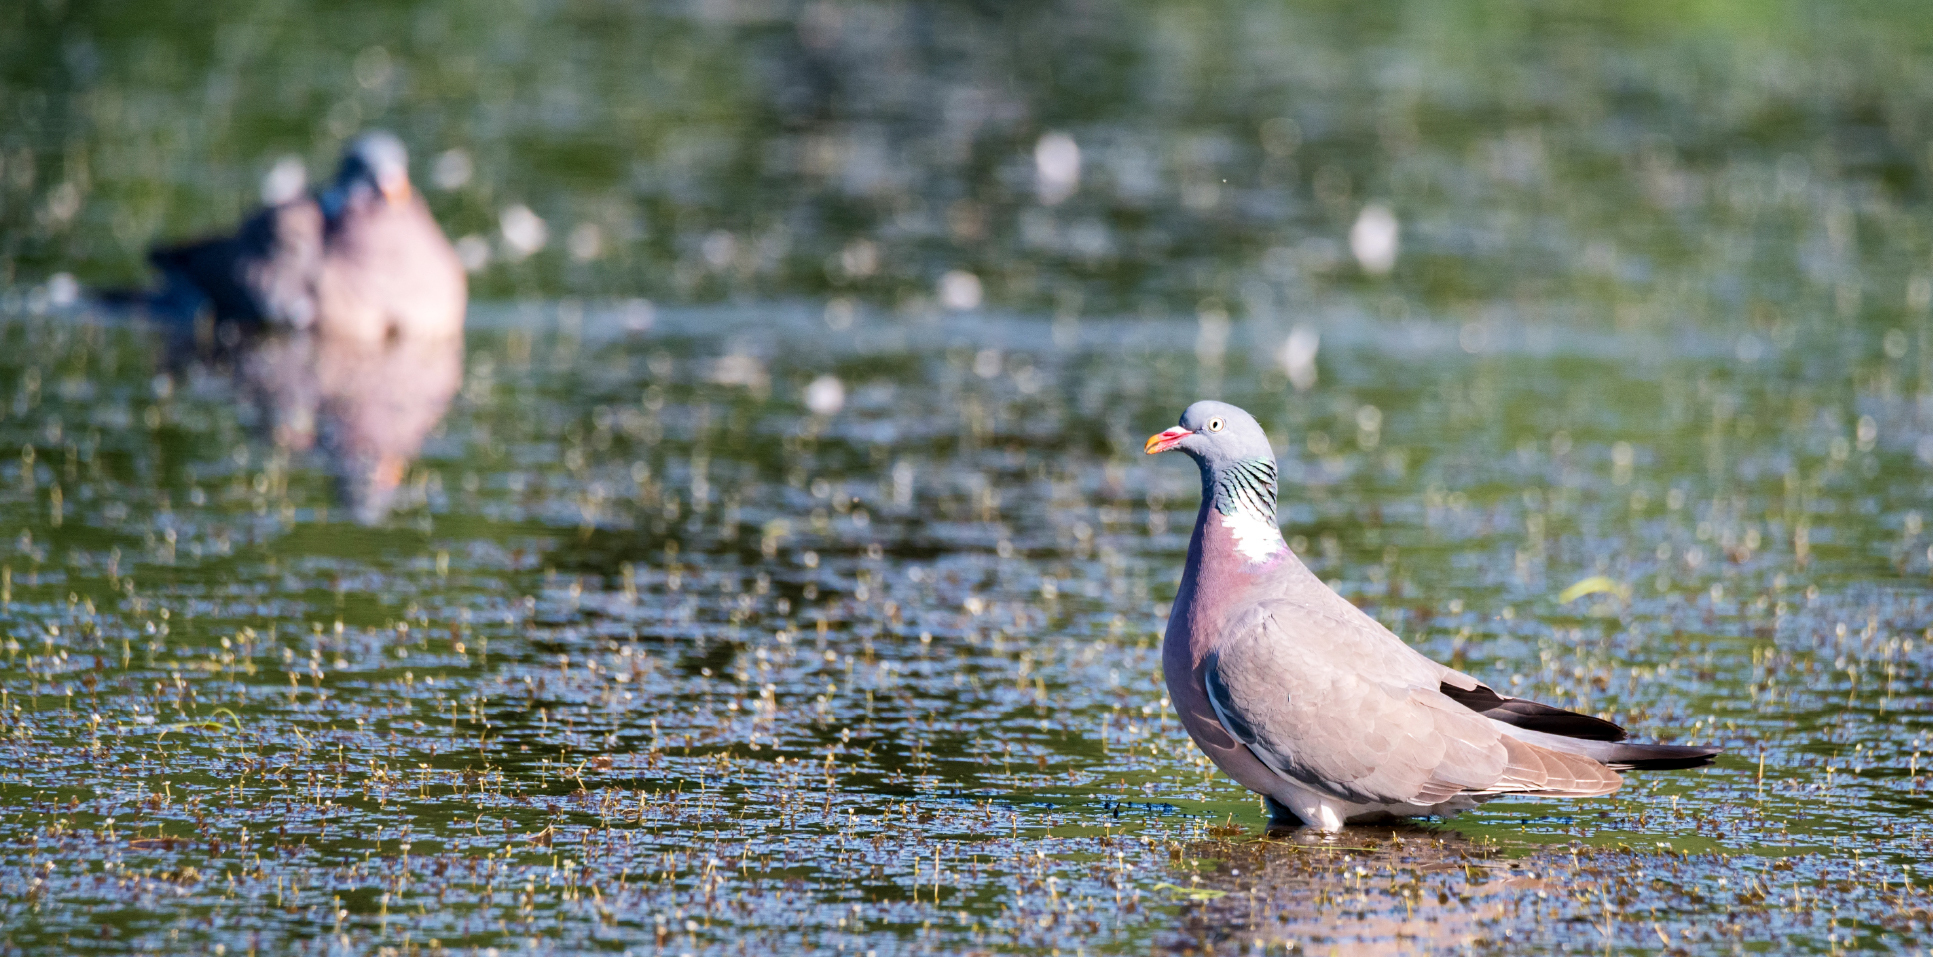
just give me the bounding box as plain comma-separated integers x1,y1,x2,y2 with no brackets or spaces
150,200,325,331
1202,601,1623,807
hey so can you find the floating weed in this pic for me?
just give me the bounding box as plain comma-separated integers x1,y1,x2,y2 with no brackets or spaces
0,305,1922,955
2,5,1933,947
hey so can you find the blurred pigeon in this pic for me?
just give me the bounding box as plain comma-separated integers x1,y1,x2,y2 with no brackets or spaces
122,132,467,522
1145,400,1717,831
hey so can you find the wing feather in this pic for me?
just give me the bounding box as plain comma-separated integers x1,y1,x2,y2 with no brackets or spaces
1202,599,1621,807
151,200,324,331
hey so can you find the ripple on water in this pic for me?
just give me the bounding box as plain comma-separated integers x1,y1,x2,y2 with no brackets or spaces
0,301,1924,955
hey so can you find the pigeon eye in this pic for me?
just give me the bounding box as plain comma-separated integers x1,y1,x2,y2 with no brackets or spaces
1206,417,1225,433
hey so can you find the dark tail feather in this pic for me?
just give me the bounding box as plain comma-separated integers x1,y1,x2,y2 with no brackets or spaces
1599,743,1721,771
87,284,205,331
91,287,154,309
1439,682,1627,742
1443,683,1724,771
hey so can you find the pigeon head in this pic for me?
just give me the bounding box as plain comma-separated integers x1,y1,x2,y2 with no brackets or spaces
1146,400,1283,529
1144,400,1274,468
330,131,413,210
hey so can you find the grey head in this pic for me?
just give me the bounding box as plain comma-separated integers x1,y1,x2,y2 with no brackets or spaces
1145,400,1280,520
1145,400,1275,467
323,131,413,217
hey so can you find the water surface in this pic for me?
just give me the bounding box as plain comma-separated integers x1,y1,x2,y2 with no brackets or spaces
2,1,1933,953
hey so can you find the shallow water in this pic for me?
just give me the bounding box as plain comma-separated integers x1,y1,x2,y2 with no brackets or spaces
0,303,1925,955
4,0,1933,953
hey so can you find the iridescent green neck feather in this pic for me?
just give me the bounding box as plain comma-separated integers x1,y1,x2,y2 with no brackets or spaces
1209,458,1287,564
1213,458,1279,521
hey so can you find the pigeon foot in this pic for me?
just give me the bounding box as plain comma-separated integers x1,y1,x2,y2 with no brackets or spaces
1272,783,1350,832
1263,795,1307,836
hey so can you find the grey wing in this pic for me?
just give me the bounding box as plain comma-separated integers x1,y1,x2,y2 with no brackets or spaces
238,200,325,329
1202,602,1620,806
151,201,324,330
1283,581,1489,692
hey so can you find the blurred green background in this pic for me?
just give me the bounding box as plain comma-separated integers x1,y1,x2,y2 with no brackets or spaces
2,4,1933,954
5,0,1933,339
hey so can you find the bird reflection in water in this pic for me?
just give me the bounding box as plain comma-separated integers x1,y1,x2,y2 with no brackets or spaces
125,131,466,523
1171,824,1550,955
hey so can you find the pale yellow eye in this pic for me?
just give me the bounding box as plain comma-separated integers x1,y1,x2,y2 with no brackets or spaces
1206,417,1225,433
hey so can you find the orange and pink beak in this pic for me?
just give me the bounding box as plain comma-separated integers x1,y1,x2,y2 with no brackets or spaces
1144,426,1193,454
380,174,412,206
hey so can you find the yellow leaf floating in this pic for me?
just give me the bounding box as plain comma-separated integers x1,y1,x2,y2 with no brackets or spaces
1557,575,1629,604
1150,882,1228,900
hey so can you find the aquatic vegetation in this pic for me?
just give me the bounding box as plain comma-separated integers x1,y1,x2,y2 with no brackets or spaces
0,305,1923,954
0,0,1930,952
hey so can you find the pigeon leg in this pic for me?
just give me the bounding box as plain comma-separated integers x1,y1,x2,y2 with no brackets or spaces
1263,796,1307,835
1273,783,1349,832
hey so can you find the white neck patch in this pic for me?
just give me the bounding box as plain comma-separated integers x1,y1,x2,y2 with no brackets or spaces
1220,509,1287,565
